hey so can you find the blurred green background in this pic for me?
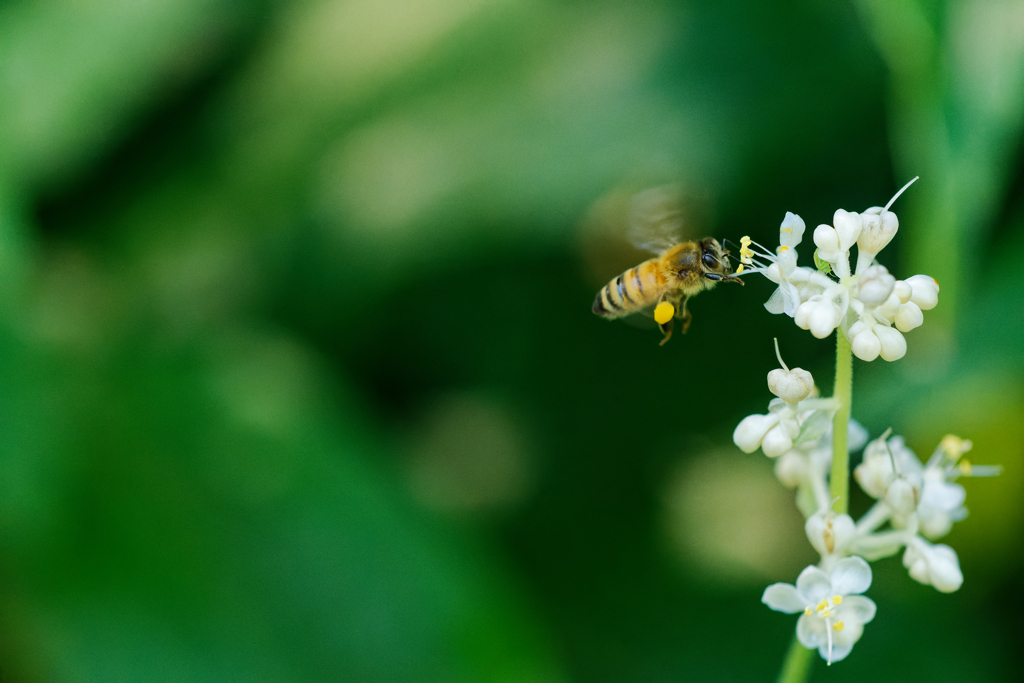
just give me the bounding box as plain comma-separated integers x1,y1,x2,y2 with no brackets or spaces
1,0,1022,680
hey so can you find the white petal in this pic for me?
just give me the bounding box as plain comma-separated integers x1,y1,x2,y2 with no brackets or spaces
780,281,802,317
774,451,807,488
813,225,840,253
832,209,863,251
796,614,825,649
762,583,805,613
884,478,918,516
780,212,806,248
795,565,831,602
851,328,881,361
809,300,840,339
875,325,907,362
821,643,854,663
762,423,795,457
857,209,898,256
768,368,814,403
838,595,876,624
830,556,872,595
893,280,912,303
832,619,864,651
927,543,963,593
894,302,924,332
906,274,939,310
764,287,786,315
733,413,779,453
921,479,966,511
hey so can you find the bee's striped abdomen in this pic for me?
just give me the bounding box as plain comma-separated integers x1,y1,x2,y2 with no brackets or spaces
592,260,664,319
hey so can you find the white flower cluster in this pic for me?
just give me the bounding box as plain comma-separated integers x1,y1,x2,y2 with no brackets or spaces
737,178,939,361
735,347,999,664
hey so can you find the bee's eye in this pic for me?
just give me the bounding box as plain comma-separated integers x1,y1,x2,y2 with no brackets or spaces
702,252,718,269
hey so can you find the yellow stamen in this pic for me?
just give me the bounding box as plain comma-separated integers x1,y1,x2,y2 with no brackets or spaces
816,600,827,612
654,301,675,325
959,460,973,475
804,606,813,616
735,264,745,274
833,621,845,632
781,228,792,233
778,245,789,251
820,609,832,618
832,595,842,605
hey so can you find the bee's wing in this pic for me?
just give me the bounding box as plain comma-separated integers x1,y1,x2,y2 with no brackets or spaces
628,185,685,253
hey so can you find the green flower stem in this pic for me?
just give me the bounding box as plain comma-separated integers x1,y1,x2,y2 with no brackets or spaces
830,330,853,513
777,633,814,683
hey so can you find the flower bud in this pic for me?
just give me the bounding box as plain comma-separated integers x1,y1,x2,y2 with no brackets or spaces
875,325,907,362
850,327,881,361
794,300,814,330
884,478,918,517
768,367,814,403
733,413,780,453
894,302,924,332
775,451,806,488
906,274,939,310
903,541,963,593
893,280,912,304
853,437,895,499
808,299,840,339
813,225,841,261
832,209,863,251
857,209,898,255
762,423,795,457
873,293,901,322
857,267,895,306
806,511,856,557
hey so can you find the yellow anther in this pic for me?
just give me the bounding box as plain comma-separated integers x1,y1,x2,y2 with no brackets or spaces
778,246,789,252
735,264,745,274
654,301,675,325
959,460,973,476
781,228,792,233
816,600,827,612
832,595,842,605
940,434,971,460
820,609,832,618
833,621,845,632
804,606,813,616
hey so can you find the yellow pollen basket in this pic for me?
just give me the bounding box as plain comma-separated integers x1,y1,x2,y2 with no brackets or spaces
654,301,675,325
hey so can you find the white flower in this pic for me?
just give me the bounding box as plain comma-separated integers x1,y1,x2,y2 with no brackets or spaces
734,343,835,458
903,537,963,593
737,214,814,317
739,178,940,361
762,556,877,664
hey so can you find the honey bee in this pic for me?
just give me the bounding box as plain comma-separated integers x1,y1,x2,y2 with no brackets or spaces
590,187,743,345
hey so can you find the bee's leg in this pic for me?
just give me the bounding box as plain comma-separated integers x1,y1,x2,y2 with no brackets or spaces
658,317,674,346
704,272,745,285
677,296,693,334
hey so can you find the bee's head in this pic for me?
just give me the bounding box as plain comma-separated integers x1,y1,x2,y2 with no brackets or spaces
699,238,731,274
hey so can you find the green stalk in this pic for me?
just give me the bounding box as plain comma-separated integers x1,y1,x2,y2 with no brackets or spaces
777,633,814,683
830,331,853,513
